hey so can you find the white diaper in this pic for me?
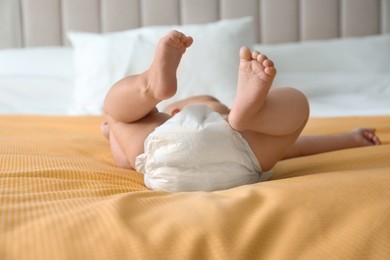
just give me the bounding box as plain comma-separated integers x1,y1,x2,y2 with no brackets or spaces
135,104,272,192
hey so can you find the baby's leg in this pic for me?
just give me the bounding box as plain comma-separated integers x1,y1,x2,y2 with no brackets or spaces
108,112,170,168
229,47,309,171
284,127,381,159
103,31,193,169
104,30,193,123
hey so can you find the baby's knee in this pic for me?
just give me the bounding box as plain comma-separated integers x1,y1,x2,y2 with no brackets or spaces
284,87,310,119
297,89,309,116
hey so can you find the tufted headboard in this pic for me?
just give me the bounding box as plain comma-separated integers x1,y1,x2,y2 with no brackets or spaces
0,0,389,48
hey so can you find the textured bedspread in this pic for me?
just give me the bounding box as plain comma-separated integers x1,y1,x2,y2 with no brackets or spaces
1,115,389,259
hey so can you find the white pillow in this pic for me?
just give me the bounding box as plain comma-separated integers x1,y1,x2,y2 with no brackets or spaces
68,17,256,115
253,34,390,74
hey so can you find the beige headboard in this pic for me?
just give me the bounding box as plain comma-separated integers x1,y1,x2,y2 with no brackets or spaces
1,0,389,48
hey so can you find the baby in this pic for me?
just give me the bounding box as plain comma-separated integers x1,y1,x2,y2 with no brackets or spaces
102,30,381,192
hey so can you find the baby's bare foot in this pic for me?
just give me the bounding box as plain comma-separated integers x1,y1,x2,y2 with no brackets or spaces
229,47,276,131
148,30,193,100
352,128,381,146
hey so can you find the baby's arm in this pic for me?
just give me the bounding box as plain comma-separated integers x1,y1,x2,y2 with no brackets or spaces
283,128,381,159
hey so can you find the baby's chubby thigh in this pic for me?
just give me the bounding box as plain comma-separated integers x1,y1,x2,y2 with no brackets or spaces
109,110,171,169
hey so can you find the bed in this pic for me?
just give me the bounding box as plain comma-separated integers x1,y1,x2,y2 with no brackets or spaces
1,0,390,259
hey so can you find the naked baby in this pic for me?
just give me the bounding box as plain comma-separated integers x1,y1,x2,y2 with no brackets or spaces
102,30,381,192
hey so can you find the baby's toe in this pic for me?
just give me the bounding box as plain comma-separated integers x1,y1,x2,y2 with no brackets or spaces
257,54,268,63
265,66,276,76
263,59,274,67
182,36,193,47
373,136,381,145
252,51,260,60
240,47,253,61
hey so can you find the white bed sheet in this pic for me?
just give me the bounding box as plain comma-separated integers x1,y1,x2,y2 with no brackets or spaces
0,47,74,115
0,76,73,115
275,72,390,117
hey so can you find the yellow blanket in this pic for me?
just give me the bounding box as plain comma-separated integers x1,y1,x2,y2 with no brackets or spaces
1,115,389,260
